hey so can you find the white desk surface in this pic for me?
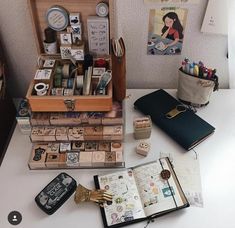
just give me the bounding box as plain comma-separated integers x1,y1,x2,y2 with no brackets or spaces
0,89,235,228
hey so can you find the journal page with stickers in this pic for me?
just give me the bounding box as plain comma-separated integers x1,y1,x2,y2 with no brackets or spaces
132,158,188,217
97,169,146,227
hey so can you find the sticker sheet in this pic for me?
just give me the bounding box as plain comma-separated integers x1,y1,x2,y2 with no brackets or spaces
133,160,184,216
98,170,145,226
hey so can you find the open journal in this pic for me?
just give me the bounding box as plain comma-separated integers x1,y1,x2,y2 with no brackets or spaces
94,157,189,228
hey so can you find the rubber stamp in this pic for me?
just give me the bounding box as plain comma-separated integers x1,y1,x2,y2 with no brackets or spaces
79,152,92,167
136,142,150,157
92,151,106,167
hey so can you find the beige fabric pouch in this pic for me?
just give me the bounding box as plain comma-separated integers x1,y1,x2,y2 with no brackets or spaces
177,69,218,106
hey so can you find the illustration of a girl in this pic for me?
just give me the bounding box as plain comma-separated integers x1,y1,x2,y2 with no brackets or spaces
161,12,184,49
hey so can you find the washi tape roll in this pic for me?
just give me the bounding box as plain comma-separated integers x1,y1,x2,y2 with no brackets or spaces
76,75,84,89
19,108,29,117
67,78,74,89
77,62,84,75
62,63,70,78
54,73,62,87
56,65,63,74
94,58,107,68
62,79,68,88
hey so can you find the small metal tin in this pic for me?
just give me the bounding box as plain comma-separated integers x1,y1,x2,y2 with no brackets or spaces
46,6,69,31
96,2,109,17
35,173,77,215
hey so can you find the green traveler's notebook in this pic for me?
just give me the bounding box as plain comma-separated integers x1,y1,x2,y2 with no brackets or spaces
134,89,215,150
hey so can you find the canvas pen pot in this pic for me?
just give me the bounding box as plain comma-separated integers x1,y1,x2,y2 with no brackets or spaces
34,82,49,96
177,69,218,107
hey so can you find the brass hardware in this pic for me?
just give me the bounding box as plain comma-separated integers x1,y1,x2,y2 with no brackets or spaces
64,99,75,111
165,105,187,119
74,184,113,206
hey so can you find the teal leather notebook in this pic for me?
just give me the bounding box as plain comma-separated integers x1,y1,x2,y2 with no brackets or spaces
134,89,215,150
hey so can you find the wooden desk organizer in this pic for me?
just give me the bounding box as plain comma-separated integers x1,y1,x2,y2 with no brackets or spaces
26,0,119,112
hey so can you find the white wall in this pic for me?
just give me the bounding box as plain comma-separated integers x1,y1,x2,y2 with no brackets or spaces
0,0,229,97
115,0,228,89
0,0,37,97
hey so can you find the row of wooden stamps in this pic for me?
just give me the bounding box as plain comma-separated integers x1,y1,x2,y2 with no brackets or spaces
29,141,124,169
30,125,123,142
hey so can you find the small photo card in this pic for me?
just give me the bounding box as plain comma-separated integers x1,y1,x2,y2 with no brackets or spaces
60,32,72,45
43,59,56,68
71,48,84,61
70,13,81,26
34,69,52,80
60,46,72,59
93,67,106,76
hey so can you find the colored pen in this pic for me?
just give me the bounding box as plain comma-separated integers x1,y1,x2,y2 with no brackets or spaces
181,61,186,72
212,69,216,78
193,65,199,76
203,67,208,78
189,63,194,75
198,61,204,67
207,69,212,79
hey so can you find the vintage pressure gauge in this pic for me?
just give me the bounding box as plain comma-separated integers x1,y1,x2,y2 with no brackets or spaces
46,6,69,31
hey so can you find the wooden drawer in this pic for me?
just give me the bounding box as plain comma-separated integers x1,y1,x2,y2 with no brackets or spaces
26,79,112,112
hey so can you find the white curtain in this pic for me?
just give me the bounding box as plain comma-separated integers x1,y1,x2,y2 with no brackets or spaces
228,0,235,88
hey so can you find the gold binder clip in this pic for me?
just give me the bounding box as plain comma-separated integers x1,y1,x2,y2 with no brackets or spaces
74,184,113,206
165,105,187,119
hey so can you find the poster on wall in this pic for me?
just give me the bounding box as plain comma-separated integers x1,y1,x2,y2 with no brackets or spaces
147,7,188,55
144,0,200,4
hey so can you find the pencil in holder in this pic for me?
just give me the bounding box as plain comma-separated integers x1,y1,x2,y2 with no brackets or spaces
177,68,219,107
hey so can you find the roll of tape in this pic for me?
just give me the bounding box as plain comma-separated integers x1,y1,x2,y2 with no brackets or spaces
62,79,68,88
67,78,74,89
56,65,63,74
54,73,62,87
62,64,70,78
76,75,84,89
